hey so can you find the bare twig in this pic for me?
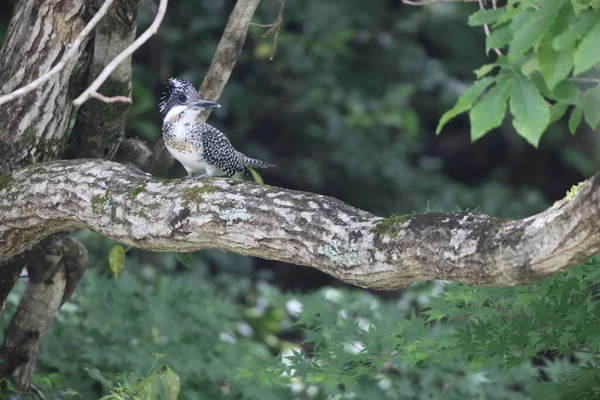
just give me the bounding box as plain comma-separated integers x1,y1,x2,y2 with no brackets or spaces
72,0,168,107
0,0,115,106
477,0,502,56
29,385,46,400
569,77,600,84
402,0,478,5
89,91,132,103
251,0,285,60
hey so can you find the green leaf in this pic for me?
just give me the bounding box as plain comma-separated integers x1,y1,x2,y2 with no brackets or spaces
551,80,581,104
468,9,505,26
436,77,496,134
84,366,113,389
521,57,540,76
508,0,564,60
538,39,573,89
569,106,583,134
473,64,496,78
469,80,512,141
249,167,265,184
549,102,568,124
553,9,597,50
581,86,600,130
108,245,126,279
509,77,551,147
509,16,549,60
486,25,512,54
175,252,194,269
157,366,181,400
573,21,600,75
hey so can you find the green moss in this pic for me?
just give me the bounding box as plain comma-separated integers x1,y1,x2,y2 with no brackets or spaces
0,172,13,191
182,185,216,210
565,181,585,200
514,229,524,238
91,189,111,214
129,184,147,198
372,213,416,238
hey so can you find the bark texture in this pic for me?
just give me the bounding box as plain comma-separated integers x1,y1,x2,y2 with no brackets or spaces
0,0,91,170
1,234,87,390
2,159,598,289
68,0,141,159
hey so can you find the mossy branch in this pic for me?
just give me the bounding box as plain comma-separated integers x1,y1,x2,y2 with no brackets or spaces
2,159,600,289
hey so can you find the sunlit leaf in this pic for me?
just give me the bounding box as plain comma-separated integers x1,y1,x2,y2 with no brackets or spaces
509,77,550,147
468,9,505,26
474,64,496,78
108,245,126,279
553,10,597,50
469,80,512,141
549,102,568,124
573,21,600,76
581,86,600,130
436,77,496,134
538,38,573,89
157,366,181,400
176,252,194,269
249,167,265,184
486,25,512,54
569,107,583,134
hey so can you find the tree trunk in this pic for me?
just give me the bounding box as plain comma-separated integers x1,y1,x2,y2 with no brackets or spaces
0,0,92,170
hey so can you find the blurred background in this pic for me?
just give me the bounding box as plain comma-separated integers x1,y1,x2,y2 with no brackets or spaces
1,0,599,398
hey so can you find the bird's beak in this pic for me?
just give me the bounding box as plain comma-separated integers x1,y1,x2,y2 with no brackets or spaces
188,100,221,110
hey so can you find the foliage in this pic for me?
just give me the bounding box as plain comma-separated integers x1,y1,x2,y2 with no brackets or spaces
239,255,600,399
437,0,600,147
2,254,600,399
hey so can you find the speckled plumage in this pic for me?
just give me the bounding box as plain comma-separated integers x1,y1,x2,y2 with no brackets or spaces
159,78,272,178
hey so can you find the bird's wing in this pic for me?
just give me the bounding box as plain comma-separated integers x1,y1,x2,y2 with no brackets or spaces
200,124,245,177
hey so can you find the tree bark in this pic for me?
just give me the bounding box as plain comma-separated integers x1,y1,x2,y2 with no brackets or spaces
2,159,598,289
1,234,87,390
0,0,92,170
67,0,141,159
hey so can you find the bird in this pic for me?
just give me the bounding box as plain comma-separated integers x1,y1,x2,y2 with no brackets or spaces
158,77,273,178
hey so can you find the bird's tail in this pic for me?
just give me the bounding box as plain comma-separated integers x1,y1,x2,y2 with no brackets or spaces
239,153,274,169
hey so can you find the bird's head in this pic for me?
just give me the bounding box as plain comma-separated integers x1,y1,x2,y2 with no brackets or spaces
158,77,220,122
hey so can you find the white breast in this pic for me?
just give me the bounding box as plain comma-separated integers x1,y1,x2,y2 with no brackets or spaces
166,146,210,176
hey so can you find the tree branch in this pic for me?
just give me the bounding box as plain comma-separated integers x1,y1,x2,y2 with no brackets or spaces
197,0,263,120
2,160,599,289
72,0,168,107
0,0,115,106
1,234,87,389
67,0,141,159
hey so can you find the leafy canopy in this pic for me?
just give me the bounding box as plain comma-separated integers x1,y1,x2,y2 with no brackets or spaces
436,0,600,147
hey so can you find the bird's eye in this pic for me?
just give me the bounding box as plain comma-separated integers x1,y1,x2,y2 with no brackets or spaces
178,93,187,102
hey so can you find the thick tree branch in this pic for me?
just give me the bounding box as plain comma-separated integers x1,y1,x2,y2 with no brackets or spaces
198,0,262,120
1,160,598,289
